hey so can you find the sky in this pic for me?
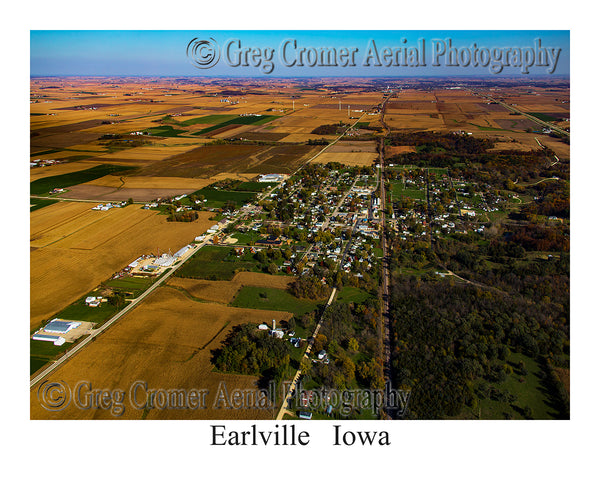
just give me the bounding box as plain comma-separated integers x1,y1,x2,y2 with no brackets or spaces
31,30,570,77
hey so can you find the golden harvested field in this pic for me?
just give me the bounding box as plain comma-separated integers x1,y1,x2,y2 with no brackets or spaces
30,287,290,420
30,201,97,244
268,126,316,134
209,172,257,182
232,271,295,289
387,101,439,114
30,205,214,329
167,277,243,304
311,151,377,166
30,204,136,248
329,141,377,153
387,145,417,155
385,114,446,130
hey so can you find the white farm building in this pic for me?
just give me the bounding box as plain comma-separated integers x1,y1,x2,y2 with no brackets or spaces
32,334,65,346
258,174,285,183
44,319,81,334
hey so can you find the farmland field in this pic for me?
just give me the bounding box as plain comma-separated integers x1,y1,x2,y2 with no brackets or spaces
135,143,318,178
30,204,214,329
29,160,102,180
175,245,259,281
30,287,291,419
310,151,377,166
167,271,294,304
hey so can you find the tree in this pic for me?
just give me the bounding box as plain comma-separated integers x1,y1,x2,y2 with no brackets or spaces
108,292,125,308
127,197,134,205
255,249,267,263
313,334,328,353
267,263,278,275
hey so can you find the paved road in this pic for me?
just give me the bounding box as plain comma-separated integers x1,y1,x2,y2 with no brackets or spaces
275,286,338,420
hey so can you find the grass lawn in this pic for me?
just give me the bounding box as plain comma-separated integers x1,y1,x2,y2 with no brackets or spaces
54,296,121,325
389,181,426,201
231,286,320,316
30,164,135,195
336,286,373,304
231,231,262,245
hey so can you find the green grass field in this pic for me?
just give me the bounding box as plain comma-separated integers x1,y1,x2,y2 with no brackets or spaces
231,231,262,245
231,286,319,316
30,197,59,211
143,125,187,137
191,188,256,208
186,114,239,125
30,164,135,195
389,182,427,201
176,245,258,280
476,351,562,420
529,112,560,123
234,181,277,192
335,286,373,304
104,276,153,292
193,115,281,135
30,339,74,375
54,297,121,324
177,115,233,126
